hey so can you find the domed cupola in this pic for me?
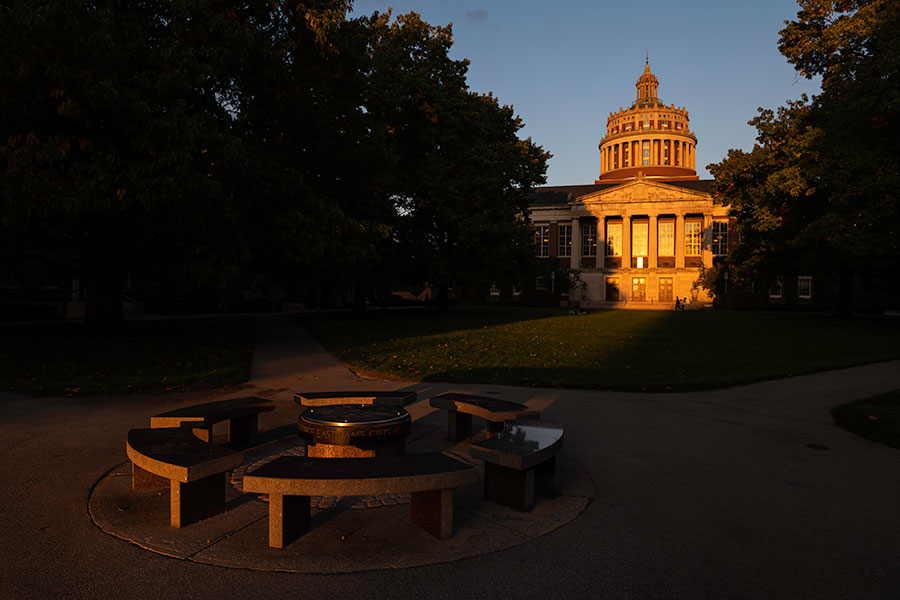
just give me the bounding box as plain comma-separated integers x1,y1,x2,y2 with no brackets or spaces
635,61,660,107
595,61,699,183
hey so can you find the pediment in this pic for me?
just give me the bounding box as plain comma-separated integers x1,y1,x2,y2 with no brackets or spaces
577,179,707,206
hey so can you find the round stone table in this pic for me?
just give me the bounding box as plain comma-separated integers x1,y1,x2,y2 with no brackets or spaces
298,404,411,458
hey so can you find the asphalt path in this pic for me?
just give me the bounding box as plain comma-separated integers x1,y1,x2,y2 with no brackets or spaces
1,313,899,599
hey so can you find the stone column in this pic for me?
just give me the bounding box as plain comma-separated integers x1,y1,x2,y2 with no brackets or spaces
649,215,658,269
702,213,713,266
596,217,606,269
622,215,631,270
675,214,685,268
571,217,581,270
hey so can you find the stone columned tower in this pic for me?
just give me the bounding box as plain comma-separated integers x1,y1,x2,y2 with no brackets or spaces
596,62,698,183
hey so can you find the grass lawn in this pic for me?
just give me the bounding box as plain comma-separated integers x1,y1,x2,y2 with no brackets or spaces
832,390,900,450
0,316,255,397
301,307,900,391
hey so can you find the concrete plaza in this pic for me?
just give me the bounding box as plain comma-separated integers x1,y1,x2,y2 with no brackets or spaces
1,314,899,599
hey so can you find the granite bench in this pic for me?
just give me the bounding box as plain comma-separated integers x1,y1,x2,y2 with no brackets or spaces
126,427,243,527
469,419,564,512
150,396,274,446
294,390,416,408
429,393,540,441
242,452,477,548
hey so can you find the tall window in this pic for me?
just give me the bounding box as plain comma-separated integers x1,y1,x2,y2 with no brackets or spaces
606,221,622,256
534,225,549,257
663,144,669,165
658,221,675,256
623,144,629,167
642,141,650,165
798,276,812,299
631,277,647,301
712,221,728,255
659,277,673,301
632,221,648,257
606,277,619,301
558,224,572,257
684,221,702,256
581,221,597,257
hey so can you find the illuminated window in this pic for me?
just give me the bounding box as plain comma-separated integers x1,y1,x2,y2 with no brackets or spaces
658,220,675,256
581,221,597,257
631,277,646,301
623,144,630,167
659,277,673,301
642,141,650,165
534,225,549,257
558,224,572,257
606,221,622,256
684,221,702,256
632,221,648,257
712,221,728,255
663,144,669,165
642,120,650,130
798,276,812,299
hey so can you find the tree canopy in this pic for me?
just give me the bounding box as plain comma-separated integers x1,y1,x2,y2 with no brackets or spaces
0,1,548,321
707,0,899,313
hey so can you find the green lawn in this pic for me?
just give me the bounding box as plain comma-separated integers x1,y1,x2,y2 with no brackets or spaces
832,390,900,450
301,307,900,391
0,317,255,396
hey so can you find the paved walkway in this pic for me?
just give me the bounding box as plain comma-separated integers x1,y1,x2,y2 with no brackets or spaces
1,313,899,599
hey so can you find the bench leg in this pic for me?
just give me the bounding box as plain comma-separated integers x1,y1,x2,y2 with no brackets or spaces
170,473,226,528
267,494,311,549
411,488,454,540
536,455,556,477
487,420,505,436
447,410,472,441
229,414,259,446
484,462,534,512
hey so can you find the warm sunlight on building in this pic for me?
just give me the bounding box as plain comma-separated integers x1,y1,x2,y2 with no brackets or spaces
529,61,735,308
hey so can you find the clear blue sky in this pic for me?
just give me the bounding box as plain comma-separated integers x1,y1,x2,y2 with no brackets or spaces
352,0,821,185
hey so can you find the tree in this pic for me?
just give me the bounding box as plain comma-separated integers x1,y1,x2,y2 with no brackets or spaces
708,0,899,313
364,12,550,309
0,0,357,323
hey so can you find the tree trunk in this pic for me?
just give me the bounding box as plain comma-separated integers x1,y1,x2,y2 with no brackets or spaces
352,284,367,315
435,284,450,312
83,260,125,328
834,269,854,318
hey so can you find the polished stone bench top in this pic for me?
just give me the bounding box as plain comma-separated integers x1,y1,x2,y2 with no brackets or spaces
294,391,417,407
469,420,564,471
429,393,540,420
243,452,476,496
150,396,274,428
126,427,243,483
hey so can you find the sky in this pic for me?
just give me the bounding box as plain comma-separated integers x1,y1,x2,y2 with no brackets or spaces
351,0,822,186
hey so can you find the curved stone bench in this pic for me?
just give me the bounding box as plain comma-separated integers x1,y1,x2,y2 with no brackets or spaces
150,396,274,446
469,419,564,512
429,393,540,441
293,390,416,408
126,427,243,527
242,452,477,548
